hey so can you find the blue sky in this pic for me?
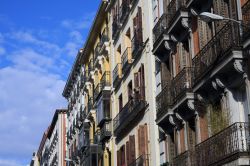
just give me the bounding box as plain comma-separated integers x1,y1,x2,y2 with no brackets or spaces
0,0,99,165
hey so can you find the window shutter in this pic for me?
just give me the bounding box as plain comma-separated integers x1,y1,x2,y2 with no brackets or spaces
140,64,145,100
138,124,148,156
121,145,126,166
129,135,136,163
137,7,143,43
117,150,121,166
126,141,130,165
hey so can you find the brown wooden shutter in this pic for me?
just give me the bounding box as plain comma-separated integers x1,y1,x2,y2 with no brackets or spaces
187,120,196,150
168,133,176,162
134,72,139,99
140,64,145,100
129,135,136,163
121,145,126,166
138,124,148,156
126,141,130,165
137,7,143,43
117,150,121,166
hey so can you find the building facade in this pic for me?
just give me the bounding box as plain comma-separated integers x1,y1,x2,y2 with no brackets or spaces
153,0,250,165
36,109,67,166
34,0,250,166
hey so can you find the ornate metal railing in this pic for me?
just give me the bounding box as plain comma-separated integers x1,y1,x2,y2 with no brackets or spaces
132,33,143,60
242,0,250,41
113,63,122,88
112,17,121,41
87,97,94,113
113,98,147,133
156,83,172,119
94,42,101,63
128,154,149,166
153,13,168,44
100,71,111,89
122,47,133,76
172,150,195,166
100,122,112,141
192,22,241,85
100,27,109,49
94,83,102,101
195,122,249,166
171,67,193,103
166,0,187,29
120,0,130,25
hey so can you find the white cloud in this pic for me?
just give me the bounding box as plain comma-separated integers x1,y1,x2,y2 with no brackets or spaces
61,12,95,30
0,48,66,161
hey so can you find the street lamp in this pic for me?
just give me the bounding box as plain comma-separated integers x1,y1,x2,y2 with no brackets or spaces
199,12,242,24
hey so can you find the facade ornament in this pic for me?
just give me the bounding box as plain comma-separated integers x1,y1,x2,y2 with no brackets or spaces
187,99,195,110
233,59,244,73
215,78,225,89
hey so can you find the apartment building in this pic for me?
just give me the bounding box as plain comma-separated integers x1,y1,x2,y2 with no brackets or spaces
30,152,39,166
63,1,112,166
36,109,67,166
109,0,160,166
153,0,250,165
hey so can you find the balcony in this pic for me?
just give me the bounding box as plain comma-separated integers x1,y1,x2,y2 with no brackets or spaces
122,47,133,76
172,67,193,103
119,0,130,25
94,71,111,100
113,98,147,136
195,122,250,166
132,34,143,61
100,122,112,142
113,63,122,89
100,27,110,56
128,155,149,166
87,97,94,114
192,22,242,89
96,96,111,126
166,0,188,33
152,13,172,60
242,0,250,42
82,144,102,166
172,150,195,166
94,42,101,67
156,83,173,121
112,17,121,41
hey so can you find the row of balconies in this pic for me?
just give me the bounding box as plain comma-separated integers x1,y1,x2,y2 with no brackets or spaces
113,97,147,136
112,0,138,41
112,47,132,89
168,122,249,166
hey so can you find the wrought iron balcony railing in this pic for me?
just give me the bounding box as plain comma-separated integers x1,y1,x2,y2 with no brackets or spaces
128,154,149,166
195,122,249,166
132,33,143,60
119,0,130,25
113,98,147,135
113,63,122,88
100,71,111,89
100,122,112,142
122,47,133,76
112,17,121,41
172,150,195,166
153,13,168,44
171,67,193,103
166,0,187,29
87,97,94,113
100,27,109,54
242,0,250,41
94,83,102,101
94,42,101,64
192,22,241,86
156,83,173,119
